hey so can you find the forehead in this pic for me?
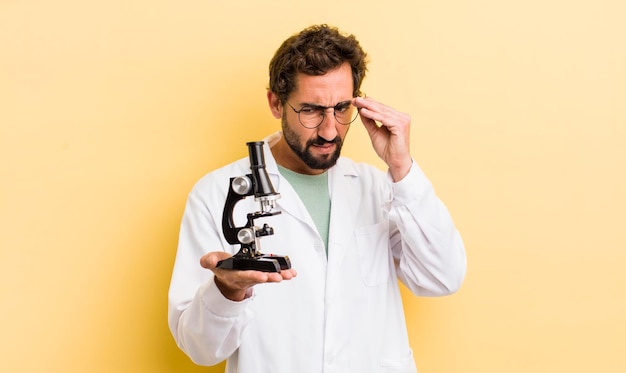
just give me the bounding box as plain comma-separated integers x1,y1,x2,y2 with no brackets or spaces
291,62,353,104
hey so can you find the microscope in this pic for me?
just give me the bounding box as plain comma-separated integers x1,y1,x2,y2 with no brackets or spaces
216,141,291,273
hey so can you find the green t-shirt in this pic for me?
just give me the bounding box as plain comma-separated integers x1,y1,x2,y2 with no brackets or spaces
278,165,331,255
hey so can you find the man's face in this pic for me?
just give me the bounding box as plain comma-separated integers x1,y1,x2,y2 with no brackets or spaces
280,62,354,173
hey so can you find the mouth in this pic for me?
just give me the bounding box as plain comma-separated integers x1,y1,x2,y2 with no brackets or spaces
310,142,336,154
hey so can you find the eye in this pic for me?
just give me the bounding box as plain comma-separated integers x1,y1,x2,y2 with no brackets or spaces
334,102,351,113
299,106,317,114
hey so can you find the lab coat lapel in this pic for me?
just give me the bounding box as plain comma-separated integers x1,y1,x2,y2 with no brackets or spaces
274,176,315,228
263,140,316,229
327,159,360,265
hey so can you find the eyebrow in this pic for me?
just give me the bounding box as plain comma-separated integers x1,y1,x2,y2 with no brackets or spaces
299,99,352,109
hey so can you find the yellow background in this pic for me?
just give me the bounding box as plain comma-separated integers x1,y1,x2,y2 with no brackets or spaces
1,0,624,372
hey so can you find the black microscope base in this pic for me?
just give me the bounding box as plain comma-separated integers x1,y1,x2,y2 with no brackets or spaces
217,254,291,273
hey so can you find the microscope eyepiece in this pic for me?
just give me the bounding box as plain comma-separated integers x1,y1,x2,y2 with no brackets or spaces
247,141,279,199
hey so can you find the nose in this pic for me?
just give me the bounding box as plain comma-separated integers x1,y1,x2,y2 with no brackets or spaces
317,108,339,141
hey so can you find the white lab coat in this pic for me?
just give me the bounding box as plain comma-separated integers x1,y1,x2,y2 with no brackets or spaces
168,132,466,373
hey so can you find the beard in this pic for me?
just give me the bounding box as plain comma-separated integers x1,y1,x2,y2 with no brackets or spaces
281,115,344,170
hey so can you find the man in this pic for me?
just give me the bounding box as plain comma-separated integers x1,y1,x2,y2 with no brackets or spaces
168,24,466,372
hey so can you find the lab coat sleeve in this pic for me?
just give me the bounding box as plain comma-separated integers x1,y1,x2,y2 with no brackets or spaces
168,190,253,366
387,161,467,296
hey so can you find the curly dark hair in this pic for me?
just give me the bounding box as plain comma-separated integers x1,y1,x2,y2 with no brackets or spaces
268,24,368,103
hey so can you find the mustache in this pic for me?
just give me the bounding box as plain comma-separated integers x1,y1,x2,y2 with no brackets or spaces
308,137,341,147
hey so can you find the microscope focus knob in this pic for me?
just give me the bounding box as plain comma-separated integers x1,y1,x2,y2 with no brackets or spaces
237,228,255,244
232,176,252,195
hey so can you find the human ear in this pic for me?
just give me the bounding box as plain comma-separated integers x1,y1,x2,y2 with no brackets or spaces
267,90,282,119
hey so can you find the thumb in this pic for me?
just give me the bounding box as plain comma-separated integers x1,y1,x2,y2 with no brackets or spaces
360,114,380,138
200,251,232,269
